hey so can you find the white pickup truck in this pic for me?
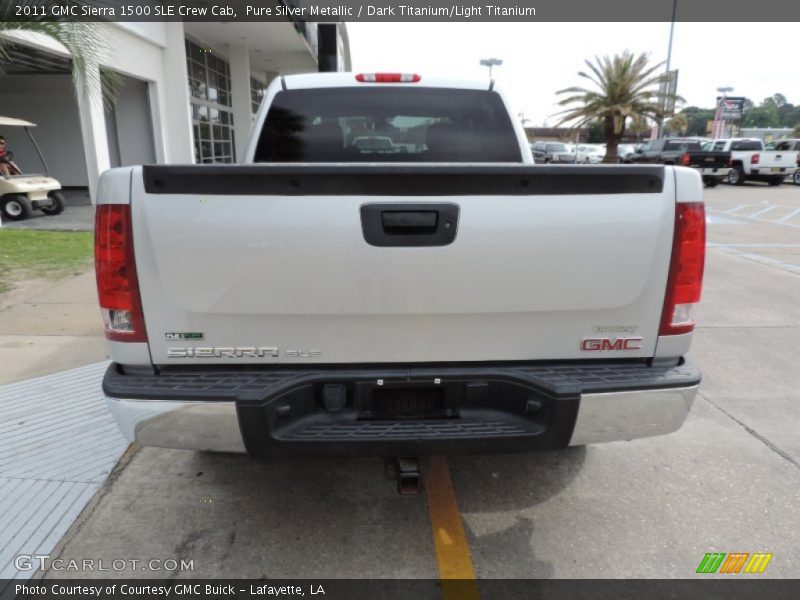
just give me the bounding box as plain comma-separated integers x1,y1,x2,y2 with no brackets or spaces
96,73,704,458
705,138,795,185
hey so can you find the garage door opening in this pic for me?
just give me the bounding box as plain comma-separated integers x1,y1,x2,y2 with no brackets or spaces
104,73,157,168
0,43,88,196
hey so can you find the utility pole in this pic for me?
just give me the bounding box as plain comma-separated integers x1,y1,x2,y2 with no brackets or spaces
656,0,678,138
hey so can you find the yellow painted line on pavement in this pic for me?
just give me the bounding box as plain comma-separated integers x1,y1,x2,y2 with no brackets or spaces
425,455,480,600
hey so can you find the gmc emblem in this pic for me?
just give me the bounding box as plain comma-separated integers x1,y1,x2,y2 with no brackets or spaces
581,337,643,351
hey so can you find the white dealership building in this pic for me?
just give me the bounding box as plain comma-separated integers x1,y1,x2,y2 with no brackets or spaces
0,21,350,201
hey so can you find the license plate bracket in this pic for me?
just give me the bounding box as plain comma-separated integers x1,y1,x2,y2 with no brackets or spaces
354,380,459,420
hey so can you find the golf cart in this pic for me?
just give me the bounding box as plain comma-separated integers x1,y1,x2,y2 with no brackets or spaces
0,116,66,222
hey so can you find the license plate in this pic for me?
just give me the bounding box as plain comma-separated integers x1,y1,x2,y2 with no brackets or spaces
771,168,784,173
370,386,446,419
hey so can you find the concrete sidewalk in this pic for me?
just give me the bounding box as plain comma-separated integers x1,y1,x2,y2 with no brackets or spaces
0,270,127,584
0,271,107,385
0,361,128,582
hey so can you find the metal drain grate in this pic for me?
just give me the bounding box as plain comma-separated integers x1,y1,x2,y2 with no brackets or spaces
0,362,128,582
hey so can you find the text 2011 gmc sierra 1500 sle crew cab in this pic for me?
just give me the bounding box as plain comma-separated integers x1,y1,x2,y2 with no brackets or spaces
96,73,704,458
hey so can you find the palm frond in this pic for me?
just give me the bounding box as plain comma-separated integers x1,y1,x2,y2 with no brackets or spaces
0,0,120,107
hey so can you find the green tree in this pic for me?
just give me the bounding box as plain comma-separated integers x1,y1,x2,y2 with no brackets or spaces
0,0,119,105
743,102,781,128
778,102,799,128
665,113,688,136
555,51,677,162
678,106,715,136
586,120,604,143
627,115,651,141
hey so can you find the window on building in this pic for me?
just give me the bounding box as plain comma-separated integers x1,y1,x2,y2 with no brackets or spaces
186,39,235,163
250,77,266,116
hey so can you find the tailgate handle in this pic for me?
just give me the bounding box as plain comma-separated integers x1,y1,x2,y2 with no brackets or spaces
361,203,459,247
382,210,438,233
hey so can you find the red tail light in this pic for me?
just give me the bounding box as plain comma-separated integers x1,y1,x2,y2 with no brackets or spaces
751,153,760,165
660,203,706,336
95,204,147,343
355,73,421,83
680,153,691,166
796,151,799,167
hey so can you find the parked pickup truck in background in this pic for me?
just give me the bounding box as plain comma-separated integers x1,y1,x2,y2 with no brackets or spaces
96,73,704,458
628,138,731,187
705,138,795,186
771,139,800,185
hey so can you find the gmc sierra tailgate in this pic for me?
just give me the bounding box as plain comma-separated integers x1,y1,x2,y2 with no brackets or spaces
758,150,796,172
132,164,676,365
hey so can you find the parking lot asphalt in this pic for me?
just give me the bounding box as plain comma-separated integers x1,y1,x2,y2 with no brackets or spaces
36,181,800,580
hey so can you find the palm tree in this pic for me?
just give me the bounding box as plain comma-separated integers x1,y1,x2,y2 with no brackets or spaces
0,1,118,105
556,51,678,162
665,114,688,137
627,115,651,142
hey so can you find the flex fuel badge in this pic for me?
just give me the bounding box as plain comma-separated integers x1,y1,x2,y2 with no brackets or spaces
165,332,204,341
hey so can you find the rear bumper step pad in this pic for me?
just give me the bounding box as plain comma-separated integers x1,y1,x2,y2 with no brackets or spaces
102,361,701,457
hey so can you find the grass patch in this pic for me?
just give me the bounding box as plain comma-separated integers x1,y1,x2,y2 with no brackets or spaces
0,229,93,294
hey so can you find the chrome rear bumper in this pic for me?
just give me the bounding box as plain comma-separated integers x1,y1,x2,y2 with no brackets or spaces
105,398,246,453
106,384,699,454
568,385,698,446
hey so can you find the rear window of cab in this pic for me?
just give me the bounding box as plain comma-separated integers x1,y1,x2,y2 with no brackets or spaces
254,87,522,163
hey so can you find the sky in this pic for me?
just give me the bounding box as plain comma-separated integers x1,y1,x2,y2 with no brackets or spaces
346,22,800,126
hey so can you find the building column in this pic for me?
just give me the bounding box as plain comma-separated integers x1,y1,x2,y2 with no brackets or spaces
228,43,253,162
317,24,340,72
160,23,194,163
75,61,110,204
